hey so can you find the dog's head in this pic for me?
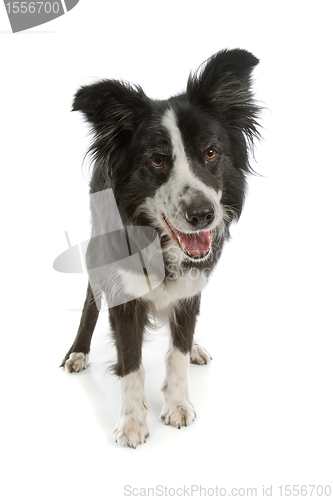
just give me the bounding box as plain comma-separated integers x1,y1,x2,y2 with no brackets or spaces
73,49,260,262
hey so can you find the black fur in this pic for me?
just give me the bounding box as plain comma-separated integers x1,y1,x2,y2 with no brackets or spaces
61,49,260,385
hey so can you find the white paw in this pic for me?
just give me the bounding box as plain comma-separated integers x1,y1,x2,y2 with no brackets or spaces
114,416,149,448
160,400,196,429
190,344,212,365
64,352,89,373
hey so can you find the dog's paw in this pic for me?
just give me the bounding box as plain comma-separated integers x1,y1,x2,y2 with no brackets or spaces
160,400,196,429
114,416,149,449
63,352,89,373
190,344,212,365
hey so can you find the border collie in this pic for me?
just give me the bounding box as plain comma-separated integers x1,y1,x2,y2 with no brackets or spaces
61,49,261,448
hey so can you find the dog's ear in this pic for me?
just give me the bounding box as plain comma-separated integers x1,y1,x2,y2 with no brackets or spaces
187,49,260,140
72,80,150,134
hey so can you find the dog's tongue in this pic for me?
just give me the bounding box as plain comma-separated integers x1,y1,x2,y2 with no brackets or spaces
178,230,211,256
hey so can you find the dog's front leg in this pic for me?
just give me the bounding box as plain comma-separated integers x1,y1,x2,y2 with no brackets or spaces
109,301,149,448
115,364,148,448
160,295,200,428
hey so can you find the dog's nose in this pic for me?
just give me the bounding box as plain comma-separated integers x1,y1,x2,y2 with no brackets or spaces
185,203,215,229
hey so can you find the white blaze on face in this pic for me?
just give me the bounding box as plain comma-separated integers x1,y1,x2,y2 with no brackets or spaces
155,108,223,232
161,108,190,183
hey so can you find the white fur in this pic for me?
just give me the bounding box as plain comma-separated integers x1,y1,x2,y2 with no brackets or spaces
64,352,89,373
119,263,207,312
146,271,207,311
160,346,196,428
145,108,223,234
190,344,212,365
114,364,149,448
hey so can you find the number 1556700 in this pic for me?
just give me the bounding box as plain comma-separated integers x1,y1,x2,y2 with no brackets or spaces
5,2,61,14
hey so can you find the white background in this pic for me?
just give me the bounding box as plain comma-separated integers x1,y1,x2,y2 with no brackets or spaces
1,1,332,499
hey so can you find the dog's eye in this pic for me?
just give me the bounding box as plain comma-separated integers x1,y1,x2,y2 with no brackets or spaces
151,157,165,169
206,148,217,160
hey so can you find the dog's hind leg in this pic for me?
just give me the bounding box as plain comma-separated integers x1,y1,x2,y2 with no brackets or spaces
61,282,100,372
160,294,201,429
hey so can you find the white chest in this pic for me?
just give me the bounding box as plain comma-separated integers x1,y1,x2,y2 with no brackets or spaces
146,272,207,310
119,268,207,311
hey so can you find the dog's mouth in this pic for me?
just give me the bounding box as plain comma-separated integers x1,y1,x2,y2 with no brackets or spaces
163,214,213,260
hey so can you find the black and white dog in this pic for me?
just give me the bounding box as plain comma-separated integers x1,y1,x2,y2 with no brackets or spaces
61,49,260,448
